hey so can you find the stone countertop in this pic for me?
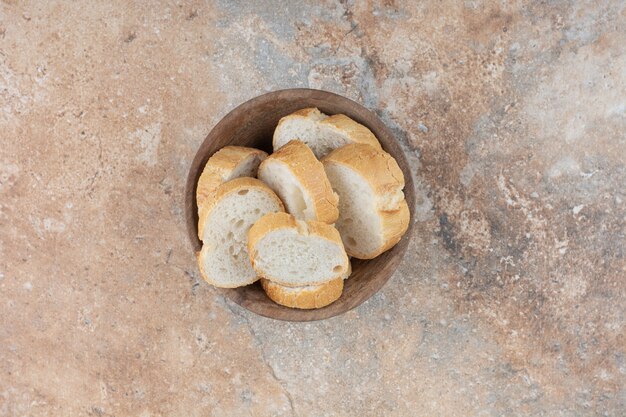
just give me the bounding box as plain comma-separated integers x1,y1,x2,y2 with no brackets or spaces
1,1,625,416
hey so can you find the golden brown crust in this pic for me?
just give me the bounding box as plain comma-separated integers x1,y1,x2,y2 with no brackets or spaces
260,278,343,309
259,140,339,224
288,107,324,119
196,146,267,211
321,114,382,150
247,212,349,286
197,177,284,241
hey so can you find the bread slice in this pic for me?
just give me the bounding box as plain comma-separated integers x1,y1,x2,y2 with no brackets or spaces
323,144,410,259
260,278,343,309
197,177,284,288
260,260,350,309
258,140,339,224
273,107,382,159
248,212,349,287
196,146,267,213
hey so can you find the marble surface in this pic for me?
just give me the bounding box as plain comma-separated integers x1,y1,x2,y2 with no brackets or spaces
1,1,625,416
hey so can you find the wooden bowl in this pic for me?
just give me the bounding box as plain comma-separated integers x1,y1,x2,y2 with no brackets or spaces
185,89,415,321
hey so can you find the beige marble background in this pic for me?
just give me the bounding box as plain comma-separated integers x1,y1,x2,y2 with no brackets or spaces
1,1,625,416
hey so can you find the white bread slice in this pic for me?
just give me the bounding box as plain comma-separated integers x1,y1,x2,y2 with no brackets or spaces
196,145,267,213
248,212,349,287
197,177,284,288
258,140,339,224
197,147,268,240
260,278,343,309
323,144,410,259
273,107,382,159
260,260,351,309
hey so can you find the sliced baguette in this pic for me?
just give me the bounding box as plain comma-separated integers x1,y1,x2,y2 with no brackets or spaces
248,212,349,287
260,278,343,309
273,107,382,159
196,147,268,240
323,144,410,259
197,177,284,288
258,140,339,224
196,145,267,212
260,260,351,309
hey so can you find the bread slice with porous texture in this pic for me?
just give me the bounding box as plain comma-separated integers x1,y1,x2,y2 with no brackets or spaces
197,177,284,288
196,145,267,212
258,140,338,224
260,277,343,309
273,107,382,159
323,143,410,259
248,212,349,287
260,260,351,309
196,147,268,240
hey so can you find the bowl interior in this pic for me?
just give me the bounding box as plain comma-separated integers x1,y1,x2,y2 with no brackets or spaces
185,89,415,321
